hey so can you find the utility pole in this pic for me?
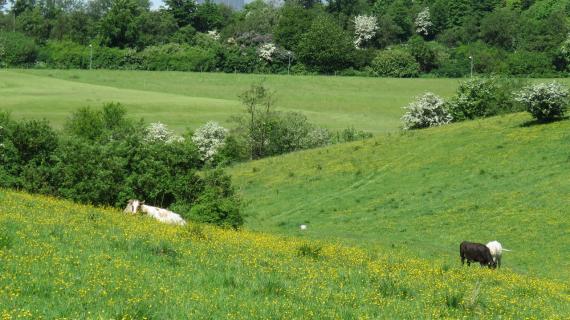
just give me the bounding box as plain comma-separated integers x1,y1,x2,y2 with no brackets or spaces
469,56,474,78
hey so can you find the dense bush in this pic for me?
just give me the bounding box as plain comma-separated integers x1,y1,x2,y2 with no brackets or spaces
0,113,19,188
506,51,555,76
64,103,134,141
0,32,37,66
296,15,355,73
139,43,217,72
515,82,570,122
372,48,420,78
0,104,243,229
38,41,88,69
186,169,243,229
266,111,330,155
448,77,524,121
11,119,58,165
401,93,452,130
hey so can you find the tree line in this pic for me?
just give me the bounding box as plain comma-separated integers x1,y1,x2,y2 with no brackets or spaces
0,0,569,76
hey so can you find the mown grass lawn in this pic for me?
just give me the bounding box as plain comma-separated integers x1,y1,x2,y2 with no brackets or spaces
230,113,570,282
0,190,568,319
1,69,461,133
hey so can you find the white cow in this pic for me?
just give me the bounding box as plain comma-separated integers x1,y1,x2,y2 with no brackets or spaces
486,240,511,268
124,199,187,226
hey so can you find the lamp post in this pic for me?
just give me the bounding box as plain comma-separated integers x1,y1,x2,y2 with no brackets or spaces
469,55,474,78
287,51,292,75
89,44,93,70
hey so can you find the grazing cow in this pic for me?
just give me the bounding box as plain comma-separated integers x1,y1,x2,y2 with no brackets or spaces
460,241,496,268
486,241,511,268
124,199,186,226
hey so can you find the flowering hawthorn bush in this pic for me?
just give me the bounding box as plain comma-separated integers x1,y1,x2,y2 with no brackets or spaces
401,93,452,130
192,121,228,162
515,82,569,121
415,7,433,37
353,15,378,49
144,122,184,144
258,43,277,62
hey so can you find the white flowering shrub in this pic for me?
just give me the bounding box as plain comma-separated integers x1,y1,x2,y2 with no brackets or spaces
207,30,220,41
514,82,569,121
258,43,277,62
415,7,433,37
192,121,228,162
354,15,378,49
401,93,452,130
144,122,184,144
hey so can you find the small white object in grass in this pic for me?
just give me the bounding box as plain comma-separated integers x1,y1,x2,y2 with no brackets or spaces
300,224,307,231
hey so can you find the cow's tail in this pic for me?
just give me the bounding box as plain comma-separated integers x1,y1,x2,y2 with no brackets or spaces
502,248,513,252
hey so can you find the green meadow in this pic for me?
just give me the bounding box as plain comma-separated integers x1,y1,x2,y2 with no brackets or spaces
1,69,569,317
230,113,570,282
0,191,568,318
1,69,459,132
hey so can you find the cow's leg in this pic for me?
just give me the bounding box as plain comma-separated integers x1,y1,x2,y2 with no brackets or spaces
498,256,501,268
461,256,465,265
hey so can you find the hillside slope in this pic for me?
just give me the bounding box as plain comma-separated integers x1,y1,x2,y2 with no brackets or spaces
0,190,568,318
230,113,570,281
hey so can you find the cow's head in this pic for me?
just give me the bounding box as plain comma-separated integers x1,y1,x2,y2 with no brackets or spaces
124,199,142,214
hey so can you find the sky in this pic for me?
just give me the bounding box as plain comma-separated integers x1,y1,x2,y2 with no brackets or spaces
150,0,163,10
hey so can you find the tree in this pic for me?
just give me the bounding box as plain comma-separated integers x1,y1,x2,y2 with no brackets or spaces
296,15,354,72
238,82,275,160
273,3,315,50
480,8,519,50
16,7,51,42
384,0,414,42
11,0,35,17
99,0,142,48
137,10,178,47
165,0,196,27
407,36,438,72
191,1,224,33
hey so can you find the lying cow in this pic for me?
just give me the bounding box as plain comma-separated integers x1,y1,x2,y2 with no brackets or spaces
124,199,187,226
460,241,496,269
486,240,511,268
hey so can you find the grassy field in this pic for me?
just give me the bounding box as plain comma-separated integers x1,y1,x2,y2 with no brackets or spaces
0,190,568,318
0,69,460,132
230,113,570,282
